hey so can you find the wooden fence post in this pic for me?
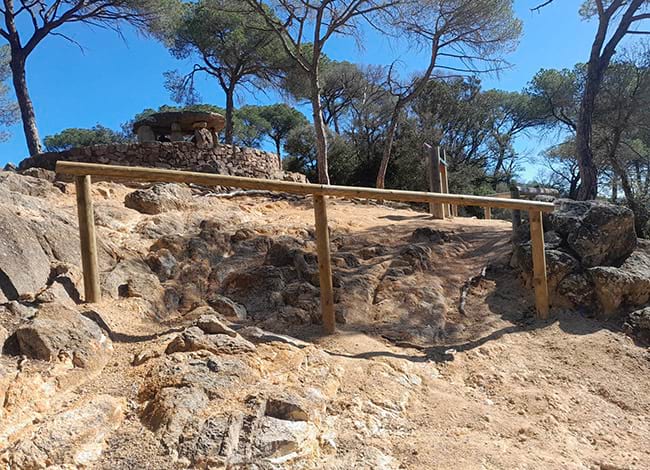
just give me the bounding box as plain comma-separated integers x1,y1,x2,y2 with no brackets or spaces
442,149,455,217
511,186,522,232
75,175,101,303
429,147,445,219
313,195,336,334
529,210,549,319
440,165,450,218
484,207,492,220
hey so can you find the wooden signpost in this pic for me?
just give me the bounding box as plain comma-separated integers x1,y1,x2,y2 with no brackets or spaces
424,144,455,219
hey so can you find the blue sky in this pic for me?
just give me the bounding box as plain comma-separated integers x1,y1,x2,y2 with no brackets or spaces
0,0,596,180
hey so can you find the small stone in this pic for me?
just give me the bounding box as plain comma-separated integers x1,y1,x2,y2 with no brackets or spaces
207,294,247,320
132,349,161,366
238,326,310,348
196,314,237,337
165,327,255,355
265,396,310,422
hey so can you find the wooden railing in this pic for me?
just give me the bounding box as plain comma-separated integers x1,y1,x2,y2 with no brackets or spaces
56,161,555,333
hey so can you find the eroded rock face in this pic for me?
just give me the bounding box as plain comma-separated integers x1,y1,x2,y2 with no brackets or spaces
551,199,637,267
626,306,650,343
139,347,333,468
125,183,193,214
165,326,255,355
14,304,112,368
512,199,647,316
0,173,116,303
1,395,125,468
0,205,52,302
587,242,650,314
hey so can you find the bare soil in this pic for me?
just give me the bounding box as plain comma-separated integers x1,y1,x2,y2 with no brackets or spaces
5,183,649,469
85,194,649,469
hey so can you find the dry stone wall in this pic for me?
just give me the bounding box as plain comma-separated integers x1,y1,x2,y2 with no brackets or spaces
18,142,291,180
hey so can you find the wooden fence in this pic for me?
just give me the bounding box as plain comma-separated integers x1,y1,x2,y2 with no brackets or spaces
56,161,555,334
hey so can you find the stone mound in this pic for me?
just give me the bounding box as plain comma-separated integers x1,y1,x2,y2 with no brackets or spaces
512,198,648,315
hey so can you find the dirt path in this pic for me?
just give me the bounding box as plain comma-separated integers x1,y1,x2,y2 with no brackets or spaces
39,194,649,469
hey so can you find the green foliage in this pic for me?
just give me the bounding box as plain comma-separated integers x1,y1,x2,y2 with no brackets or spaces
234,103,308,156
284,123,359,183
531,51,650,235
0,45,17,142
44,125,127,152
233,106,270,148
155,0,284,142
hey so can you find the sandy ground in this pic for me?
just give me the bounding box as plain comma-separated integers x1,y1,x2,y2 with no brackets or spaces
33,187,650,469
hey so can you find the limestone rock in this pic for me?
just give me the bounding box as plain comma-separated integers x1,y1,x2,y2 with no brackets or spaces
626,306,650,343
140,353,258,403
208,293,248,320
238,326,311,349
0,325,7,350
264,396,311,422
557,273,594,307
512,247,580,295
35,280,78,307
165,327,255,355
252,416,319,463
196,314,237,337
20,167,56,182
132,348,161,366
14,304,112,368
1,395,125,468
142,386,209,449
588,241,650,314
124,183,193,214
178,412,244,466
410,227,452,244
0,171,60,198
0,205,52,302
102,258,164,304
551,199,637,267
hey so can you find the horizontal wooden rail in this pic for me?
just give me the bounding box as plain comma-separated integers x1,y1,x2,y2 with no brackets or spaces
56,161,553,331
56,162,554,213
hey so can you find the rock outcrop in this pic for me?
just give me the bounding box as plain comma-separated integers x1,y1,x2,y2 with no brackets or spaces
124,183,193,215
512,198,649,316
551,199,637,267
2,395,125,468
14,303,112,369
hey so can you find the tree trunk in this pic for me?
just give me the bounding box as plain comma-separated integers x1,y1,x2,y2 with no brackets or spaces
375,38,440,189
224,87,235,145
575,78,600,200
375,107,400,189
274,138,282,170
10,51,41,155
568,177,579,200
310,74,329,185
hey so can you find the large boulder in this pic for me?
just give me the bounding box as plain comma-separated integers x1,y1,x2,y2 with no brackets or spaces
14,304,112,369
124,183,193,215
511,199,645,315
0,206,51,302
551,199,637,268
587,240,650,314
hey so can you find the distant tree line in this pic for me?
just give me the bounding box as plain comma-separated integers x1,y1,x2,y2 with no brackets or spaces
3,0,650,235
